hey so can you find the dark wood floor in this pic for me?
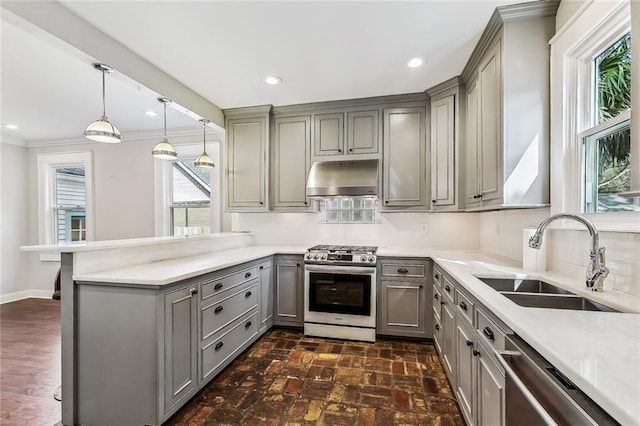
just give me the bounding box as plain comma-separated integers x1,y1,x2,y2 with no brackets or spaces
0,298,61,426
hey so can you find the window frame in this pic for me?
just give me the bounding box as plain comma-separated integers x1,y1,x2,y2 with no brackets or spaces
550,0,638,231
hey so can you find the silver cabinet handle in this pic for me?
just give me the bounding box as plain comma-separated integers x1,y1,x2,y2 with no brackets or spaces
189,288,198,296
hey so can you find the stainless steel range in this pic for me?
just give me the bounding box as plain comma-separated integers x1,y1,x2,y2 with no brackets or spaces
303,245,377,342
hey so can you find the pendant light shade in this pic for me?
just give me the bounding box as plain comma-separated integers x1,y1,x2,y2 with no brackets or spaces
152,97,178,160
194,119,215,169
84,63,121,143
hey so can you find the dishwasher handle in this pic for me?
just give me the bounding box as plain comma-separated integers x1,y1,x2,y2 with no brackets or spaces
496,350,559,426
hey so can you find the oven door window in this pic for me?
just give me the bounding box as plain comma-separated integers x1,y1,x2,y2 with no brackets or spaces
308,272,371,316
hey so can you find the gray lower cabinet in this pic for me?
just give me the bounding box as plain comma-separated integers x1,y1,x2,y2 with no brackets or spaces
73,257,270,425
258,259,274,334
377,258,432,338
165,285,198,413
382,106,428,208
432,266,508,426
274,255,304,327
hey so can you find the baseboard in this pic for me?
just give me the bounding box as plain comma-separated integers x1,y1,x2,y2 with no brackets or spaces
0,289,53,304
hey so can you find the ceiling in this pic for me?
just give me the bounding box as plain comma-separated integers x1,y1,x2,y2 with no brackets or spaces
1,0,533,145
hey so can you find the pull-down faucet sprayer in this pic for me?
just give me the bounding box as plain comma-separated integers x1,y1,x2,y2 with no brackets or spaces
528,214,609,291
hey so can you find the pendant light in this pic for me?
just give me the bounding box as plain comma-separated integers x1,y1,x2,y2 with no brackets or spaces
152,97,178,160
194,119,215,169
84,63,121,143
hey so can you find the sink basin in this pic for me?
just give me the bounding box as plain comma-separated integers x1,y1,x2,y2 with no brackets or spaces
502,293,620,313
475,277,575,295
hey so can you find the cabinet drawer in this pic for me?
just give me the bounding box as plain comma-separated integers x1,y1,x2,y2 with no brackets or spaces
381,263,426,278
201,281,258,341
433,267,443,289
432,285,442,321
441,275,455,303
455,289,475,326
476,308,508,351
201,266,258,301
200,311,258,382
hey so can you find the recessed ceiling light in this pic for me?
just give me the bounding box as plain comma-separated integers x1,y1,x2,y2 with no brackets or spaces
407,57,424,68
3,124,19,130
264,75,282,85
145,111,158,117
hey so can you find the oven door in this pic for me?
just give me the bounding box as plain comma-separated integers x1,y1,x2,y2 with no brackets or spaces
304,264,376,328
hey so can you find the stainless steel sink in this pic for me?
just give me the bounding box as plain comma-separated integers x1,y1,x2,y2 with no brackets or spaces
475,277,620,312
502,293,620,312
475,277,575,295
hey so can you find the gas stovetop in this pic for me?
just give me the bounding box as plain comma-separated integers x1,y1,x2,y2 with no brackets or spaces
304,245,378,266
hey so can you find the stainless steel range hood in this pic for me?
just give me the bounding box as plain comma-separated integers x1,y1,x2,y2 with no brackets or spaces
306,159,378,198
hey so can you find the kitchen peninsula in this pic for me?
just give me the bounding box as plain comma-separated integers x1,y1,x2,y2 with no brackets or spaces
23,233,640,425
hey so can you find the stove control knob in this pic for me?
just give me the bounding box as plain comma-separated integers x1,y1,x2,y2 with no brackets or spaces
321,254,327,260
368,256,375,262
314,254,320,259
305,253,311,259
361,255,367,262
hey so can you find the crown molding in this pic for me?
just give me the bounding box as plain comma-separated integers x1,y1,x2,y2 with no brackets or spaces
0,134,28,147
425,76,464,98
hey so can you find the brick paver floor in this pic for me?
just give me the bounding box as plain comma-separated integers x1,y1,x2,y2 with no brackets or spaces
167,329,464,425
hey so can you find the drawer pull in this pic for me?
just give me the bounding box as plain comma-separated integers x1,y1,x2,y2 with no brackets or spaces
459,301,468,311
215,342,224,351
259,266,264,270
245,321,252,328
473,349,481,357
189,288,198,296
397,268,408,274
245,272,252,278
214,283,223,290
434,294,439,300
466,340,473,347
445,285,451,293
483,326,495,341
435,324,440,331
434,273,440,279
214,306,224,314
245,291,252,298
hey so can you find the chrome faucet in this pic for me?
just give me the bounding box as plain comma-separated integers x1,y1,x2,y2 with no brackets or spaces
528,214,609,291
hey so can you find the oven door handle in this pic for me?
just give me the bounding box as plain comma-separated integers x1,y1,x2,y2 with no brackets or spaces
304,264,376,275
496,350,558,426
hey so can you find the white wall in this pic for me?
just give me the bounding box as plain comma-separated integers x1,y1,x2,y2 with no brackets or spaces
232,208,481,249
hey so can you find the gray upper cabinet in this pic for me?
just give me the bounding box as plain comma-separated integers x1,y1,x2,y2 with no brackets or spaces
314,112,344,157
382,106,428,208
225,106,271,212
461,2,556,210
427,78,464,211
272,115,313,210
347,110,379,155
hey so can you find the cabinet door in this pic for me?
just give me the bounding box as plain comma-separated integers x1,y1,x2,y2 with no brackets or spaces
274,257,303,326
314,112,344,157
347,110,379,155
441,301,456,384
466,79,481,206
455,320,475,426
273,115,311,209
478,41,502,204
164,285,198,412
477,343,505,426
383,107,427,207
259,262,273,333
226,116,268,210
431,95,456,207
378,280,427,338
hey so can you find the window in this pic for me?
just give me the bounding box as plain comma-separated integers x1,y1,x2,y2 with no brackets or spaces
54,167,87,242
324,197,376,223
581,33,636,213
171,160,211,236
37,152,94,248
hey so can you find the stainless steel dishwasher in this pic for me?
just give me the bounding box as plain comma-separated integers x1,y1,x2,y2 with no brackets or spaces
497,335,619,425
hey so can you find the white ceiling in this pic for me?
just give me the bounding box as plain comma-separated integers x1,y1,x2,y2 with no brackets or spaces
1,0,531,144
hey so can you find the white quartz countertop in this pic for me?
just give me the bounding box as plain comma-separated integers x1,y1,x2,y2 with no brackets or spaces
72,243,639,423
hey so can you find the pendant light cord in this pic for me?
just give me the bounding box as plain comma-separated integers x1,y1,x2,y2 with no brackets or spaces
101,69,107,119
163,101,168,139
202,120,207,151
